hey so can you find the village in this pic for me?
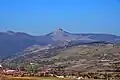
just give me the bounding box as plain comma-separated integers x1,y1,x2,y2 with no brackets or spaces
0,64,120,80
0,64,85,79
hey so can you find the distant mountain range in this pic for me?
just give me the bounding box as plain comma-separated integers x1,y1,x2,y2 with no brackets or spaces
0,28,120,59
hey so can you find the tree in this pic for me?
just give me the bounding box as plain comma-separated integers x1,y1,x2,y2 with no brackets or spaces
25,64,39,73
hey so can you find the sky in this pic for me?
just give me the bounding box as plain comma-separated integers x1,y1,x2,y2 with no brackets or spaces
0,0,120,35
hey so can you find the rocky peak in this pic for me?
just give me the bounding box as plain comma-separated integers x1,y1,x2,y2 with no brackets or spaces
48,28,70,37
45,28,77,41
54,28,64,32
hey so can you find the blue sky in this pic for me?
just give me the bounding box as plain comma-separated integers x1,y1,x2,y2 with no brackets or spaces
0,0,120,35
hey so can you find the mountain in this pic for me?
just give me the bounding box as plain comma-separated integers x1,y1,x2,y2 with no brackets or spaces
46,28,78,41
0,28,120,58
0,31,35,58
46,28,120,43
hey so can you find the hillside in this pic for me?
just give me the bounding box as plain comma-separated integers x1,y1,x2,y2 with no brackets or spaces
0,28,120,58
4,42,120,72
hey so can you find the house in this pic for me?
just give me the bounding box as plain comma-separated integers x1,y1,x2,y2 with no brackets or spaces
0,64,2,68
3,69,16,75
0,64,2,70
5,70,16,73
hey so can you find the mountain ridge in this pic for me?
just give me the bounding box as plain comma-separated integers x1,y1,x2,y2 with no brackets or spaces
0,28,120,58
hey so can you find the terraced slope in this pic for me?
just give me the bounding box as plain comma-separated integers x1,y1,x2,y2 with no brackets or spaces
5,42,120,72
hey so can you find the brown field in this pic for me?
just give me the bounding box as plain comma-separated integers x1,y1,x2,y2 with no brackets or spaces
0,76,71,80
1,76,120,80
